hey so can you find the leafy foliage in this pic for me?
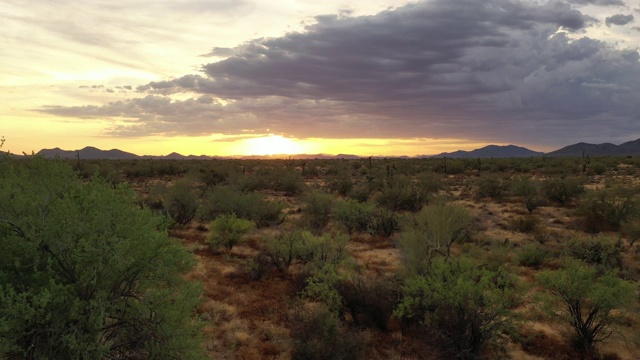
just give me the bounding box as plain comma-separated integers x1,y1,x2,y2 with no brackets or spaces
537,260,635,354
0,157,203,359
395,256,518,359
577,186,639,233
165,178,200,225
207,214,255,252
542,177,585,206
303,191,335,232
398,203,473,276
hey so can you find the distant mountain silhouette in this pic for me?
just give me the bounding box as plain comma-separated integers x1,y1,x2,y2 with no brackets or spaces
547,139,640,157
37,146,141,160
427,145,544,158
27,139,640,160
36,147,218,160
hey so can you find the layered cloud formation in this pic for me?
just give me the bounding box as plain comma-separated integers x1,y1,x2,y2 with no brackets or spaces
41,0,640,147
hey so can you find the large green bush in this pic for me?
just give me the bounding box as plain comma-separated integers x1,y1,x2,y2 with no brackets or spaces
303,191,335,232
164,178,200,225
398,203,473,276
207,214,255,252
395,256,517,359
577,186,639,233
0,157,203,359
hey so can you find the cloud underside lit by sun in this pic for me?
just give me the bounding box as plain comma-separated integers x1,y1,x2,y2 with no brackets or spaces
38,0,640,150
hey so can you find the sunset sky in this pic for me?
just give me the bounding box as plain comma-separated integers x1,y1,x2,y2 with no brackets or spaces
2,0,639,156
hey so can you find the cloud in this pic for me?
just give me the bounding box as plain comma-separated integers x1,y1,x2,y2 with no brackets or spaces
41,0,640,147
605,13,635,26
567,0,625,5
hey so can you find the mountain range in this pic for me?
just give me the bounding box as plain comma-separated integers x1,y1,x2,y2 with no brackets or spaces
4,139,640,160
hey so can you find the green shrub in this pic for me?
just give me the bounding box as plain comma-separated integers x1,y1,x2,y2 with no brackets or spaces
265,231,306,273
0,157,203,359
395,256,517,359
511,176,544,213
577,186,639,233
333,200,376,234
509,214,540,233
303,191,334,232
398,204,473,276
347,183,371,202
290,304,369,360
198,186,285,228
369,208,400,238
621,218,640,246
165,179,199,225
326,172,354,196
207,214,255,252
474,174,508,202
517,244,549,268
375,175,425,212
542,177,585,206
567,236,622,270
537,260,635,354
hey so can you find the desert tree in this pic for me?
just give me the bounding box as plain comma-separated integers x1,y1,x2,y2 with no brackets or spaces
537,259,635,355
0,156,203,359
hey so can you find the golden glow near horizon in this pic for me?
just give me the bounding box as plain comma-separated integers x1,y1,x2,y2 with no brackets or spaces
241,135,306,155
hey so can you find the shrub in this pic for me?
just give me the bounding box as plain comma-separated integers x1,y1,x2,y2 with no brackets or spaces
333,200,376,234
375,175,425,212
198,186,285,228
517,244,550,268
303,191,334,232
369,208,400,238
475,174,508,202
542,177,585,206
511,176,544,213
398,204,473,276
347,183,371,202
165,179,199,225
567,236,622,270
395,256,517,359
577,186,639,233
265,231,306,274
537,260,635,355
326,172,354,196
207,214,255,252
290,304,369,360
621,218,640,246
0,157,203,359
509,214,540,233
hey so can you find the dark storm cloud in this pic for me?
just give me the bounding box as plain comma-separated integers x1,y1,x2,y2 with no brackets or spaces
42,0,640,146
605,13,635,26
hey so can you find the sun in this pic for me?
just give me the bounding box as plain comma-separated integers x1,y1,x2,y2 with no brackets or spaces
243,134,304,156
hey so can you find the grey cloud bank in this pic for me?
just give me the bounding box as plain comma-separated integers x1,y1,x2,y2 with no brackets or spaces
42,0,640,147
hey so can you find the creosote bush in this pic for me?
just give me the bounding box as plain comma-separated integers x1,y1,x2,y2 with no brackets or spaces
207,214,255,252
303,191,335,232
165,178,200,225
398,203,473,276
198,185,285,228
577,186,639,233
395,256,518,360
542,176,585,206
290,304,370,360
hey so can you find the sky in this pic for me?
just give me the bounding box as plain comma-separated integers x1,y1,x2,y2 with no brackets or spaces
2,0,640,156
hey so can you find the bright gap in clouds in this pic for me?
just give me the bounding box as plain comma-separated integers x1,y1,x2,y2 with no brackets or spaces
241,135,305,155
